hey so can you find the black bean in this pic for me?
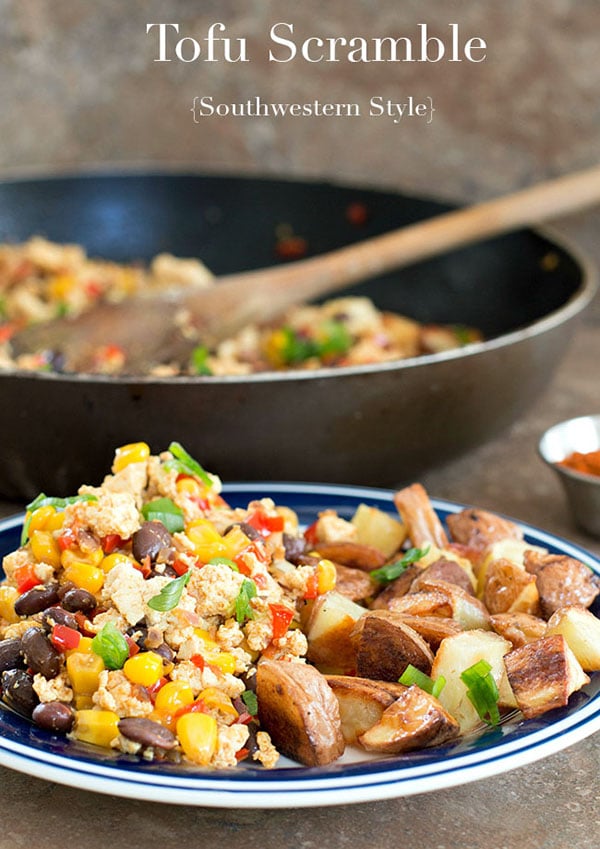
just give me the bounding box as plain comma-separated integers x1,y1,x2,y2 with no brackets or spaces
61,588,96,614
118,717,177,750
224,522,263,543
1,669,38,717
132,521,173,563
149,642,175,664
21,627,61,679
32,701,75,733
57,582,76,600
0,638,23,672
283,533,308,564
41,606,80,632
14,584,60,617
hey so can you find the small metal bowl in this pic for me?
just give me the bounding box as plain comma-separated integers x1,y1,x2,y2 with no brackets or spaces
539,414,600,537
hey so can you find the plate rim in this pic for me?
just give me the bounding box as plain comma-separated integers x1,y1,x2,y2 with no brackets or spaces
0,481,598,808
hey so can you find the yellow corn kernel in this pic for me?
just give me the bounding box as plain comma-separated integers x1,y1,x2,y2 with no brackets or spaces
154,680,194,713
62,562,104,595
317,559,337,594
73,709,120,748
123,652,164,687
193,628,219,652
47,273,75,302
113,442,150,473
66,651,105,696
176,476,205,498
61,546,104,569
263,329,288,368
28,505,57,534
101,552,139,574
45,511,66,532
30,530,61,569
65,636,93,657
223,525,251,559
186,519,228,562
209,652,236,675
176,712,218,765
198,687,238,717
0,586,20,624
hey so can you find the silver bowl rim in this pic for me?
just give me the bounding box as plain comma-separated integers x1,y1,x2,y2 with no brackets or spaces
538,413,600,486
0,165,597,388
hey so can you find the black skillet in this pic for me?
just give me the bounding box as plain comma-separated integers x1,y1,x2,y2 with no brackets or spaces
0,171,594,499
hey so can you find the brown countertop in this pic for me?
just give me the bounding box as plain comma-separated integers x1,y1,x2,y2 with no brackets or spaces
0,253,598,847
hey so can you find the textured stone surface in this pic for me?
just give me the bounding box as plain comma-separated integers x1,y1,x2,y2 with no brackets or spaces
1,1,600,844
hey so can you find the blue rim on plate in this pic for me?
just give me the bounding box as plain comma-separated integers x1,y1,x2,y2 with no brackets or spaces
0,482,598,808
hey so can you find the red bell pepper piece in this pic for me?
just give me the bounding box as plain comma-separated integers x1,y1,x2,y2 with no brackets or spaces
303,572,319,600
14,564,39,594
50,623,81,652
303,520,319,547
101,533,125,554
246,511,285,536
269,603,294,640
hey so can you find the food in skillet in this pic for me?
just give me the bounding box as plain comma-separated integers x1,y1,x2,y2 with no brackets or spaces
0,444,599,769
0,238,480,375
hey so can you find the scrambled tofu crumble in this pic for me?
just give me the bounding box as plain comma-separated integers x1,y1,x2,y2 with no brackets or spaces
0,441,326,769
0,237,481,376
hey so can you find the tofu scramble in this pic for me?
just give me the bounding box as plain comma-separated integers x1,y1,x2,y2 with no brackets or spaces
0,237,480,376
0,443,599,770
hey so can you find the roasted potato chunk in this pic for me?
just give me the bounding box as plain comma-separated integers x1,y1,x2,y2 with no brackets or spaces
483,558,540,616
333,563,378,603
325,675,406,743
410,558,475,596
524,552,600,618
545,606,600,671
431,630,516,733
350,504,407,557
358,685,460,754
351,612,434,681
446,508,522,551
387,589,454,619
490,612,546,648
305,591,365,673
504,634,589,719
370,563,422,609
410,579,492,631
309,541,387,572
256,659,345,766
386,613,463,651
394,483,449,548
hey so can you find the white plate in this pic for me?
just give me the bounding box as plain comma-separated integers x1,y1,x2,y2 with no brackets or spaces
0,482,598,808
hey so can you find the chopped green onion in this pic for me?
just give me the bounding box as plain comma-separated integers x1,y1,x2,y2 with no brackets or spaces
316,320,352,358
190,345,213,376
165,441,213,489
241,690,258,716
399,663,446,698
147,570,192,612
235,579,257,624
452,325,474,346
141,497,185,534
460,659,500,725
91,622,129,670
208,557,239,572
21,493,98,546
370,545,430,584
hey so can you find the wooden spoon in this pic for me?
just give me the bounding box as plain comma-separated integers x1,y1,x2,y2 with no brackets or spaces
11,165,600,373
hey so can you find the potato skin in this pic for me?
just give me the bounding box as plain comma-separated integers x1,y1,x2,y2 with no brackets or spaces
358,685,460,754
256,659,345,766
325,675,406,743
352,613,434,681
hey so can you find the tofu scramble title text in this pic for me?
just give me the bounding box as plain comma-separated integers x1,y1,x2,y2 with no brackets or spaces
146,22,487,64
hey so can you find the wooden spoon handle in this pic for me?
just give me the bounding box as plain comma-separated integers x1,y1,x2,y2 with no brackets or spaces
205,164,600,320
